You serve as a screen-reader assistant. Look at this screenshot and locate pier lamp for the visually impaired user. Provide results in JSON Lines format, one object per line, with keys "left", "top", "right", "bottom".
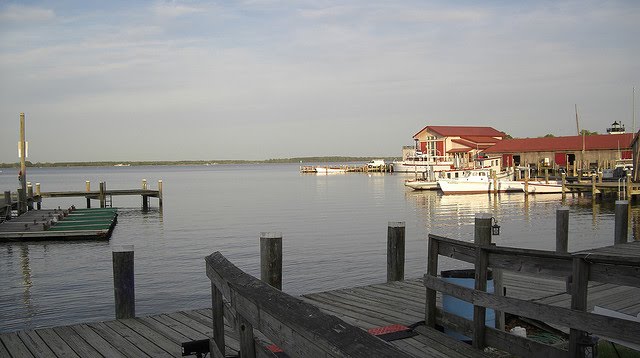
{"left": 491, "top": 217, "right": 500, "bottom": 236}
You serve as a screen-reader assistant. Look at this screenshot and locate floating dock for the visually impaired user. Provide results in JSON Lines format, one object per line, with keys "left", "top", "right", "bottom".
{"left": 0, "top": 207, "right": 117, "bottom": 242}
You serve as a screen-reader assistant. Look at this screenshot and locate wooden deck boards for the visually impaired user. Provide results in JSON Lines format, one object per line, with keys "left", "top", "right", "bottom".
{"left": 2, "top": 251, "right": 639, "bottom": 357}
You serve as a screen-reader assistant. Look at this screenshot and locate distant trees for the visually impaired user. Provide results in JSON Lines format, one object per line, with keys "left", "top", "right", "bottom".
{"left": 543, "top": 134, "right": 555, "bottom": 137}
{"left": 580, "top": 129, "right": 598, "bottom": 136}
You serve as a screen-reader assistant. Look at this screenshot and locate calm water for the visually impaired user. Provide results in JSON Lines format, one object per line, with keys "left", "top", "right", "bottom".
{"left": 0, "top": 164, "right": 638, "bottom": 332}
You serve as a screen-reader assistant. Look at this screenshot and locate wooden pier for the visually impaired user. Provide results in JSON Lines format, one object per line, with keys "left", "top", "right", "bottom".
{"left": 300, "top": 164, "right": 394, "bottom": 173}
{"left": 0, "top": 208, "right": 118, "bottom": 242}
{"left": 1, "top": 218, "right": 639, "bottom": 357}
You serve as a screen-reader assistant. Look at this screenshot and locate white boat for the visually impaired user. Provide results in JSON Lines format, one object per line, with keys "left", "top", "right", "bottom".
{"left": 437, "top": 169, "right": 523, "bottom": 195}
{"left": 405, "top": 179, "right": 439, "bottom": 190}
{"left": 523, "top": 180, "right": 563, "bottom": 194}
{"left": 393, "top": 153, "right": 455, "bottom": 173}
{"left": 315, "top": 166, "right": 346, "bottom": 174}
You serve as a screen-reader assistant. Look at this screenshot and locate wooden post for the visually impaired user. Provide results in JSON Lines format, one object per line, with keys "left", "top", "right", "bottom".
{"left": 113, "top": 246, "right": 135, "bottom": 319}
{"left": 473, "top": 213, "right": 492, "bottom": 349}
{"left": 99, "top": 182, "right": 106, "bottom": 208}
{"left": 210, "top": 285, "right": 225, "bottom": 358}
{"left": 4, "top": 191, "right": 11, "bottom": 220}
{"left": 492, "top": 170, "right": 497, "bottom": 195}
{"left": 387, "top": 222, "right": 405, "bottom": 282}
{"left": 237, "top": 315, "right": 256, "bottom": 358}
{"left": 27, "top": 183, "right": 34, "bottom": 210}
{"left": 627, "top": 172, "right": 632, "bottom": 201}
{"left": 86, "top": 181, "right": 91, "bottom": 208}
{"left": 158, "top": 180, "right": 163, "bottom": 208}
{"left": 17, "top": 188, "right": 26, "bottom": 214}
{"left": 569, "top": 257, "right": 589, "bottom": 358}
{"left": 425, "top": 237, "right": 439, "bottom": 327}
{"left": 562, "top": 172, "right": 567, "bottom": 200}
{"left": 614, "top": 200, "right": 629, "bottom": 245}
{"left": 260, "top": 232, "right": 282, "bottom": 290}
{"left": 556, "top": 207, "right": 569, "bottom": 253}
{"left": 591, "top": 174, "right": 597, "bottom": 201}
{"left": 598, "top": 171, "right": 603, "bottom": 183}
{"left": 35, "top": 183, "right": 41, "bottom": 210}
{"left": 19, "top": 113, "right": 27, "bottom": 215}
{"left": 141, "top": 179, "right": 149, "bottom": 210}
{"left": 524, "top": 168, "right": 529, "bottom": 195}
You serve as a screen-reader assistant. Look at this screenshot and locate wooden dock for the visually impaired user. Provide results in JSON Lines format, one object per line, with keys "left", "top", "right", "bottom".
{"left": 0, "top": 208, "right": 118, "bottom": 241}
{"left": 2, "top": 267, "right": 638, "bottom": 358}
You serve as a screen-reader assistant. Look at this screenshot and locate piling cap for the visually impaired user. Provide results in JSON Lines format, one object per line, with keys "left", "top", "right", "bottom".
{"left": 260, "top": 232, "right": 282, "bottom": 239}
{"left": 388, "top": 221, "right": 405, "bottom": 227}
{"left": 113, "top": 245, "right": 134, "bottom": 252}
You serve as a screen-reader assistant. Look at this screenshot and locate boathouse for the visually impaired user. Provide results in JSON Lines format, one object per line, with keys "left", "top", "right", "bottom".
{"left": 484, "top": 132, "right": 634, "bottom": 175}
{"left": 412, "top": 126, "right": 506, "bottom": 164}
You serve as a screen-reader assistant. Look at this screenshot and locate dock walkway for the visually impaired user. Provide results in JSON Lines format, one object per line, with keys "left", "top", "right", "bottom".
{"left": 3, "top": 267, "right": 638, "bottom": 357}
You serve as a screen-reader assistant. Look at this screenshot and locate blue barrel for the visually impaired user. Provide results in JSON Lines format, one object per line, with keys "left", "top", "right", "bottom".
{"left": 441, "top": 269, "right": 495, "bottom": 342}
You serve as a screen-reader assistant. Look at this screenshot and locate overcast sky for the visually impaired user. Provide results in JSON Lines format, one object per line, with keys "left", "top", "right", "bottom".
{"left": 1, "top": 1, "right": 638, "bottom": 162}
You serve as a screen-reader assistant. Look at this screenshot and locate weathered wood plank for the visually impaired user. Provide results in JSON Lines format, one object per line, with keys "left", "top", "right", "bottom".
{"left": 0, "top": 332, "right": 36, "bottom": 358}
{"left": 34, "top": 328, "right": 80, "bottom": 358}
{"left": 51, "top": 325, "right": 103, "bottom": 358}
{"left": 117, "top": 318, "right": 182, "bottom": 357}
{"left": 103, "top": 320, "right": 173, "bottom": 358}
{"left": 86, "top": 322, "right": 151, "bottom": 358}
{"left": 71, "top": 324, "right": 127, "bottom": 358}
{"left": 15, "top": 330, "right": 56, "bottom": 357}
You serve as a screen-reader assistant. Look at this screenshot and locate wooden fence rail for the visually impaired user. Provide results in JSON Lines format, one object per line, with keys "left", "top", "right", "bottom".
{"left": 425, "top": 229, "right": 640, "bottom": 358}
{"left": 205, "top": 251, "right": 413, "bottom": 358}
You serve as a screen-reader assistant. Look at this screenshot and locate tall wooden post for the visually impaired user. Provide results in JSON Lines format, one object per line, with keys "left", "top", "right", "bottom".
{"left": 425, "top": 236, "right": 439, "bottom": 327}
{"left": 569, "top": 257, "right": 589, "bottom": 358}
{"left": 562, "top": 173, "right": 567, "bottom": 201}
{"left": 556, "top": 207, "right": 569, "bottom": 253}
{"left": 473, "top": 213, "right": 492, "bottom": 349}
{"left": 387, "top": 222, "right": 405, "bottom": 282}
{"left": 35, "top": 183, "right": 41, "bottom": 210}
{"left": 544, "top": 168, "right": 549, "bottom": 183}
{"left": 19, "top": 113, "right": 27, "bottom": 215}
{"left": 591, "top": 174, "right": 597, "bottom": 202}
{"left": 627, "top": 173, "right": 633, "bottom": 201}
{"left": 260, "top": 232, "right": 282, "bottom": 290}
{"left": 86, "top": 181, "right": 91, "bottom": 208}
{"left": 99, "top": 182, "right": 106, "bottom": 208}
{"left": 27, "top": 183, "right": 34, "bottom": 210}
{"left": 113, "top": 246, "right": 135, "bottom": 319}
{"left": 158, "top": 180, "right": 163, "bottom": 208}
{"left": 211, "top": 284, "right": 225, "bottom": 357}
{"left": 4, "top": 191, "right": 11, "bottom": 220}
{"left": 142, "top": 179, "right": 148, "bottom": 210}
{"left": 614, "top": 200, "right": 629, "bottom": 245}
{"left": 524, "top": 168, "right": 529, "bottom": 196}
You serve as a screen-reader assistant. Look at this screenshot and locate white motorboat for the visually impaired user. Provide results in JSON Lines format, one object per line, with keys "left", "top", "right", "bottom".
{"left": 523, "top": 180, "right": 563, "bottom": 194}
{"left": 437, "top": 169, "right": 523, "bottom": 195}
{"left": 393, "top": 154, "right": 455, "bottom": 173}
{"left": 315, "top": 166, "right": 346, "bottom": 174}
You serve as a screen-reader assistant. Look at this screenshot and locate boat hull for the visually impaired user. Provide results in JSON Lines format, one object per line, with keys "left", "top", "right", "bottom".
{"left": 405, "top": 180, "right": 439, "bottom": 190}
{"left": 438, "top": 180, "right": 523, "bottom": 195}
{"left": 524, "top": 181, "right": 563, "bottom": 194}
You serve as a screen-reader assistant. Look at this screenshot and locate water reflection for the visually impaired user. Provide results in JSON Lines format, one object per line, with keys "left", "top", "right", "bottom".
{"left": 19, "top": 245, "right": 34, "bottom": 320}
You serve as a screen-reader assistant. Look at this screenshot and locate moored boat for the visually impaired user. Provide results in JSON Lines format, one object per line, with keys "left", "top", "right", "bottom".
{"left": 523, "top": 180, "right": 563, "bottom": 194}
{"left": 315, "top": 166, "right": 347, "bottom": 174}
{"left": 437, "top": 169, "right": 522, "bottom": 195}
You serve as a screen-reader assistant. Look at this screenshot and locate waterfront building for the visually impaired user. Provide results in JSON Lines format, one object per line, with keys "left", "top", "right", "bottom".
{"left": 411, "top": 126, "right": 506, "bottom": 166}
{"left": 484, "top": 132, "right": 634, "bottom": 175}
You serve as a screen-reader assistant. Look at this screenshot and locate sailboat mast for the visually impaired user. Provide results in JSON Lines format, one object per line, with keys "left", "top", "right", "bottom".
{"left": 634, "top": 86, "right": 636, "bottom": 133}
{"left": 575, "top": 104, "right": 580, "bottom": 135}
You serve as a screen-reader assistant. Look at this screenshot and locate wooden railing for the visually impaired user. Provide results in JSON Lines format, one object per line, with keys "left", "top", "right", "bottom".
{"left": 205, "top": 251, "right": 413, "bottom": 358}
{"left": 424, "top": 216, "right": 640, "bottom": 358}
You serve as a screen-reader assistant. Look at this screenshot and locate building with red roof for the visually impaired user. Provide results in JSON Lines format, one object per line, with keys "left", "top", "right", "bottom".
{"left": 411, "top": 126, "right": 506, "bottom": 165}
{"left": 484, "top": 132, "right": 633, "bottom": 174}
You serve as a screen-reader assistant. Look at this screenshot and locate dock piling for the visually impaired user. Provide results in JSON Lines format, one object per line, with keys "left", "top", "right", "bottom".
{"left": 614, "top": 200, "right": 629, "bottom": 244}
{"left": 473, "top": 213, "right": 492, "bottom": 349}
{"left": 260, "top": 232, "right": 282, "bottom": 290}
{"left": 35, "top": 183, "right": 41, "bottom": 210}
{"left": 158, "top": 180, "right": 163, "bottom": 208}
{"left": 27, "top": 183, "right": 34, "bottom": 210}
{"left": 17, "top": 188, "right": 27, "bottom": 214}
{"left": 387, "top": 222, "right": 405, "bottom": 282}
{"left": 99, "top": 182, "right": 106, "bottom": 208}
{"left": 3, "top": 191, "right": 11, "bottom": 220}
{"left": 556, "top": 207, "right": 569, "bottom": 253}
{"left": 113, "top": 245, "right": 135, "bottom": 319}
{"left": 86, "top": 181, "right": 91, "bottom": 208}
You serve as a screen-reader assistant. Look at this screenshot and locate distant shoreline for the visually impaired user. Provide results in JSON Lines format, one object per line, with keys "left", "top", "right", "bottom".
{"left": 0, "top": 156, "right": 398, "bottom": 168}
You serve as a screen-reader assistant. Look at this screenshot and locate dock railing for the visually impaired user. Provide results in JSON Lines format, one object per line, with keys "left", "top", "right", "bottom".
{"left": 424, "top": 216, "right": 640, "bottom": 358}
{"left": 205, "top": 251, "right": 413, "bottom": 358}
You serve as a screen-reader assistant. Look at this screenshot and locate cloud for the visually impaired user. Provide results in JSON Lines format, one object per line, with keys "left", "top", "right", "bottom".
{"left": 152, "top": 1, "right": 204, "bottom": 18}
{"left": 0, "top": 4, "right": 55, "bottom": 23}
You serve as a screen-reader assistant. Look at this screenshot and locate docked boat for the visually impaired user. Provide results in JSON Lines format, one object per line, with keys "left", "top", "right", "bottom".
{"left": 437, "top": 169, "right": 522, "bottom": 195}
{"left": 523, "top": 180, "right": 563, "bottom": 194}
{"left": 393, "top": 153, "right": 456, "bottom": 173}
{"left": 315, "top": 166, "right": 347, "bottom": 174}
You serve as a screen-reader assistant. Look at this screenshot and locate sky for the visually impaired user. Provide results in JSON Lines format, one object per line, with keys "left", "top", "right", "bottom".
{"left": 0, "top": 0, "right": 639, "bottom": 162}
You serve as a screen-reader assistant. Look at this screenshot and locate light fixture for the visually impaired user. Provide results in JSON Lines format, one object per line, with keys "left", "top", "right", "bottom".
{"left": 492, "top": 217, "right": 500, "bottom": 236}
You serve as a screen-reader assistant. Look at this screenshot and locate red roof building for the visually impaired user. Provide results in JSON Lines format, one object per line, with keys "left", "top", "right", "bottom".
{"left": 484, "top": 133, "right": 633, "bottom": 173}
{"left": 412, "top": 126, "right": 505, "bottom": 165}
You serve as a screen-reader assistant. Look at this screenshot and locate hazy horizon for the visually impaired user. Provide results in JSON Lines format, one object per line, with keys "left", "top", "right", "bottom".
{"left": 1, "top": 1, "right": 638, "bottom": 162}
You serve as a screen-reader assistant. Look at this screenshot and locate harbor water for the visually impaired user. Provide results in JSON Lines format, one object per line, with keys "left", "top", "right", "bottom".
{"left": 0, "top": 164, "right": 638, "bottom": 332}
